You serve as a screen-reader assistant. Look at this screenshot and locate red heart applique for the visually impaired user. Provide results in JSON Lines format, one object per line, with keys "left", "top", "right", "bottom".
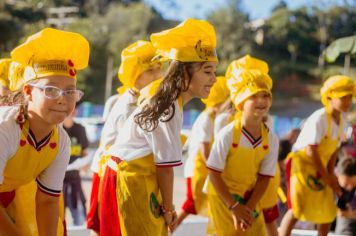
{"left": 68, "top": 59, "right": 74, "bottom": 67}
{"left": 232, "top": 143, "right": 238, "bottom": 148}
{"left": 49, "top": 143, "right": 57, "bottom": 149}
{"left": 263, "top": 145, "right": 268, "bottom": 150}
{"left": 69, "top": 69, "right": 76, "bottom": 76}
{"left": 20, "top": 139, "right": 26, "bottom": 147}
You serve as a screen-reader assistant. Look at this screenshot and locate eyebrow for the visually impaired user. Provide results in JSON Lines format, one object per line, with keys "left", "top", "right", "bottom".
{"left": 203, "top": 65, "right": 214, "bottom": 70}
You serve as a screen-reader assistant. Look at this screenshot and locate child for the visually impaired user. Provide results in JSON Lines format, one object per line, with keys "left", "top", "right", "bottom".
{"left": 178, "top": 76, "right": 229, "bottom": 225}
{"left": 207, "top": 67, "right": 279, "bottom": 236}
{"left": 98, "top": 40, "right": 161, "bottom": 236}
{"left": 0, "top": 28, "right": 89, "bottom": 235}
{"left": 63, "top": 103, "right": 89, "bottom": 226}
{"left": 279, "top": 75, "right": 355, "bottom": 236}
{"left": 335, "top": 157, "right": 356, "bottom": 235}
{"left": 106, "top": 18, "right": 218, "bottom": 236}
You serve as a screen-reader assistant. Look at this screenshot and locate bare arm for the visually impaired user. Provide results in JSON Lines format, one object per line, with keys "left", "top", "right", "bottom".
{"left": 327, "top": 150, "right": 338, "bottom": 174}
{"left": 0, "top": 205, "right": 20, "bottom": 236}
{"left": 200, "top": 142, "right": 211, "bottom": 162}
{"left": 156, "top": 167, "right": 177, "bottom": 231}
{"left": 306, "top": 145, "right": 341, "bottom": 195}
{"left": 208, "top": 169, "right": 252, "bottom": 228}
{"left": 246, "top": 175, "right": 270, "bottom": 210}
{"left": 36, "top": 190, "right": 59, "bottom": 236}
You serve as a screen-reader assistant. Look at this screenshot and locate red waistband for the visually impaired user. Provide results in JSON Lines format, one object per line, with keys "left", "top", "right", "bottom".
{"left": 110, "top": 156, "right": 122, "bottom": 164}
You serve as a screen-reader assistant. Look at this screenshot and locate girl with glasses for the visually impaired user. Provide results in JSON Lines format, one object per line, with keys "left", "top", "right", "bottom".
{"left": 0, "top": 28, "right": 89, "bottom": 236}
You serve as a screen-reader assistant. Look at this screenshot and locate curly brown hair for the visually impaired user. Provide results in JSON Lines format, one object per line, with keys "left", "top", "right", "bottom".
{"left": 135, "top": 60, "right": 203, "bottom": 132}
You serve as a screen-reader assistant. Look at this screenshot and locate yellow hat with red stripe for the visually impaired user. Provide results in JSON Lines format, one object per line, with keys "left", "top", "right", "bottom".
{"left": 11, "top": 28, "right": 90, "bottom": 87}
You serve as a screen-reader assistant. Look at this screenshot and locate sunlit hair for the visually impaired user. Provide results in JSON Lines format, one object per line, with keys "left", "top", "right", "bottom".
{"left": 135, "top": 60, "right": 203, "bottom": 132}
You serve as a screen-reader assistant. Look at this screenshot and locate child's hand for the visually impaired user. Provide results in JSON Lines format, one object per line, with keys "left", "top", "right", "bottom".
{"left": 163, "top": 209, "right": 178, "bottom": 233}
{"left": 231, "top": 204, "right": 253, "bottom": 230}
{"left": 326, "top": 174, "right": 342, "bottom": 196}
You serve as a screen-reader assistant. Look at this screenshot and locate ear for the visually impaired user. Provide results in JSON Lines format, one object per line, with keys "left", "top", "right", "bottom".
{"left": 23, "top": 84, "right": 33, "bottom": 101}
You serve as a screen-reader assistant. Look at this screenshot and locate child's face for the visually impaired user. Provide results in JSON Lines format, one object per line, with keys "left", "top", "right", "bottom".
{"left": 135, "top": 63, "right": 162, "bottom": 90}
{"left": 187, "top": 61, "right": 217, "bottom": 99}
{"left": 26, "top": 75, "right": 77, "bottom": 125}
{"left": 329, "top": 94, "right": 353, "bottom": 113}
{"left": 338, "top": 174, "right": 356, "bottom": 191}
{"left": 242, "top": 91, "right": 271, "bottom": 119}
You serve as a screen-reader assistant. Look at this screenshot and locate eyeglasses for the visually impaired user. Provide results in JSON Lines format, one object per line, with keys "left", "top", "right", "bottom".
{"left": 29, "top": 84, "right": 84, "bottom": 102}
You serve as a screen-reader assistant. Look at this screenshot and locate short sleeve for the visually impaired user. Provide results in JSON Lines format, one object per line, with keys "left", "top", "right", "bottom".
{"left": 195, "top": 113, "right": 214, "bottom": 143}
{"left": 207, "top": 122, "right": 234, "bottom": 172}
{"left": 36, "top": 127, "right": 71, "bottom": 196}
{"left": 302, "top": 116, "right": 324, "bottom": 145}
{"left": 143, "top": 105, "right": 183, "bottom": 167}
{"left": 259, "top": 133, "right": 279, "bottom": 177}
{"left": 214, "top": 113, "right": 230, "bottom": 137}
{"left": 0, "top": 120, "right": 20, "bottom": 184}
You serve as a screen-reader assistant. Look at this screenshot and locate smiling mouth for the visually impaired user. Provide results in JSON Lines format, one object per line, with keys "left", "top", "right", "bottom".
{"left": 50, "top": 109, "right": 67, "bottom": 113}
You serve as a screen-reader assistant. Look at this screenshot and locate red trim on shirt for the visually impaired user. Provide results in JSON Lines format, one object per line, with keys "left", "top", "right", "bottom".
{"left": 156, "top": 162, "right": 182, "bottom": 168}
{"left": 38, "top": 187, "right": 60, "bottom": 197}
{"left": 207, "top": 166, "right": 223, "bottom": 173}
{"left": 258, "top": 173, "right": 274, "bottom": 178}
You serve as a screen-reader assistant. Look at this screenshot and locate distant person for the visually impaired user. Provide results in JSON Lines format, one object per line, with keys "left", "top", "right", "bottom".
{"left": 335, "top": 157, "right": 356, "bottom": 235}
{"left": 63, "top": 104, "right": 89, "bottom": 226}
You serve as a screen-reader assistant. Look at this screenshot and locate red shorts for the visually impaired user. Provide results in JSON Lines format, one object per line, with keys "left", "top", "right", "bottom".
{"left": 263, "top": 204, "right": 279, "bottom": 223}
{"left": 285, "top": 158, "right": 293, "bottom": 209}
{"left": 100, "top": 164, "right": 121, "bottom": 236}
{"left": 86, "top": 172, "right": 100, "bottom": 233}
{"left": 181, "top": 177, "right": 197, "bottom": 214}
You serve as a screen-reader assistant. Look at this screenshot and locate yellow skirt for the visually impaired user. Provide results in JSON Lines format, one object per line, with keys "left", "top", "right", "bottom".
{"left": 6, "top": 181, "right": 65, "bottom": 236}
{"left": 289, "top": 152, "right": 337, "bottom": 223}
{"left": 208, "top": 193, "right": 265, "bottom": 236}
{"left": 191, "top": 152, "right": 209, "bottom": 216}
{"left": 117, "top": 155, "right": 167, "bottom": 236}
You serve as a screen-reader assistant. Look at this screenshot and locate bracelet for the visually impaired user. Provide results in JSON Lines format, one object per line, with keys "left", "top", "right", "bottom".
{"left": 228, "top": 201, "right": 239, "bottom": 211}
{"left": 161, "top": 205, "right": 176, "bottom": 214}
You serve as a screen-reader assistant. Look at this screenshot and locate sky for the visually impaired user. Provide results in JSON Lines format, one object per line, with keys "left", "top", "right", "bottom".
{"left": 143, "top": 0, "right": 347, "bottom": 20}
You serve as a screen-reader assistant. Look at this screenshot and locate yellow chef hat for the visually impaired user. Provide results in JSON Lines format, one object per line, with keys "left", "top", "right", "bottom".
{"left": 320, "top": 75, "right": 355, "bottom": 107}
{"left": 117, "top": 40, "right": 159, "bottom": 94}
{"left": 0, "top": 58, "right": 12, "bottom": 87}
{"left": 11, "top": 28, "right": 90, "bottom": 87}
{"left": 225, "top": 55, "right": 269, "bottom": 77}
{"left": 227, "top": 68, "right": 272, "bottom": 109}
{"left": 201, "top": 76, "right": 229, "bottom": 107}
{"left": 8, "top": 61, "right": 26, "bottom": 91}
{"left": 150, "top": 18, "right": 217, "bottom": 62}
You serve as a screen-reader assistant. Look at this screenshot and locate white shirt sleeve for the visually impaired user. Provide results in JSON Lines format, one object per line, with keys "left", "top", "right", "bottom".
{"left": 0, "top": 120, "right": 20, "bottom": 184}
{"left": 207, "top": 122, "right": 234, "bottom": 172}
{"left": 259, "top": 133, "right": 279, "bottom": 177}
{"left": 36, "top": 127, "right": 71, "bottom": 195}
{"left": 195, "top": 112, "right": 214, "bottom": 143}
{"left": 142, "top": 104, "right": 183, "bottom": 167}
{"left": 214, "top": 112, "right": 230, "bottom": 137}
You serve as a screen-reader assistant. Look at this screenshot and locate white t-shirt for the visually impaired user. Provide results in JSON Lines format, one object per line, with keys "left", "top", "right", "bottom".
{"left": 184, "top": 111, "right": 214, "bottom": 177}
{"left": 102, "top": 94, "right": 120, "bottom": 122}
{"left": 0, "top": 107, "right": 70, "bottom": 196}
{"left": 207, "top": 121, "right": 279, "bottom": 177}
{"left": 91, "top": 90, "right": 137, "bottom": 172}
{"left": 107, "top": 100, "right": 183, "bottom": 167}
{"left": 214, "top": 112, "right": 231, "bottom": 138}
{"left": 292, "top": 108, "right": 347, "bottom": 152}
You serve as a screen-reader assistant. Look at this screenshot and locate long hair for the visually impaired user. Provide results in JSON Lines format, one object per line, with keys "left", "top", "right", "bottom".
{"left": 0, "top": 90, "right": 28, "bottom": 124}
{"left": 135, "top": 61, "right": 202, "bottom": 132}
